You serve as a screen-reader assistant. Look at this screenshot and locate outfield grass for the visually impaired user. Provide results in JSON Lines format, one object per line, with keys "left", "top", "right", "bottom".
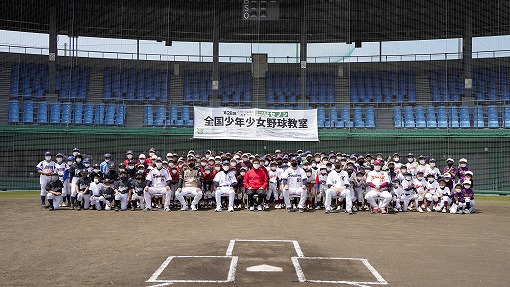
{"left": 1, "top": 190, "right": 509, "bottom": 203}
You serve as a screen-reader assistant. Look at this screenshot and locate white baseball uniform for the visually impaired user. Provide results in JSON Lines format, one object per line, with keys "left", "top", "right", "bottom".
{"left": 281, "top": 167, "right": 307, "bottom": 209}
{"left": 36, "top": 160, "right": 56, "bottom": 197}
{"left": 144, "top": 167, "right": 171, "bottom": 209}
{"left": 365, "top": 170, "right": 391, "bottom": 210}
{"left": 325, "top": 169, "right": 353, "bottom": 212}
{"left": 213, "top": 170, "right": 237, "bottom": 209}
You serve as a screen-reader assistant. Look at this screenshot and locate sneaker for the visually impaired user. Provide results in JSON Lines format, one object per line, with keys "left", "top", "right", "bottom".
{"left": 417, "top": 206, "right": 424, "bottom": 213}
{"left": 228, "top": 206, "right": 234, "bottom": 212}
{"left": 315, "top": 205, "right": 322, "bottom": 210}
{"left": 48, "top": 207, "right": 54, "bottom": 211}
{"left": 345, "top": 209, "right": 353, "bottom": 215}
{"left": 457, "top": 209, "right": 464, "bottom": 214}
{"left": 115, "top": 206, "right": 119, "bottom": 212}
{"left": 352, "top": 206, "right": 358, "bottom": 212}
{"left": 426, "top": 207, "right": 432, "bottom": 212}
{"left": 264, "top": 203, "right": 269, "bottom": 209}
{"left": 324, "top": 208, "right": 331, "bottom": 214}
{"left": 463, "top": 209, "right": 470, "bottom": 214}
{"left": 191, "top": 205, "right": 198, "bottom": 211}
{"left": 365, "top": 205, "right": 371, "bottom": 211}
{"left": 275, "top": 203, "right": 281, "bottom": 209}
{"left": 180, "top": 206, "right": 189, "bottom": 211}
{"left": 131, "top": 206, "right": 136, "bottom": 211}
{"left": 393, "top": 208, "right": 399, "bottom": 213}
{"left": 143, "top": 207, "right": 151, "bottom": 212}
{"left": 249, "top": 206, "right": 254, "bottom": 211}
{"left": 286, "top": 207, "right": 292, "bottom": 212}
{"left": 77, "top": 206, "right": 81, "bottom": 211}
{"left": 441, "top": 208, "right": 447, "bottom": 213}
{"left": 299, "top": 208, "right": 304, "bottom": 213}
{"left": 336, "top": 206, "right": 342, "bottom": 211}
{"left": 164, "top": 207, "right": 171, "bottom": 212}
{"left": 257, "top": 205, "right": 263, "bottom": 211}
{"left": 381, "top": 208, "right": 387, "bottom": 214}
{"left": 397, "top": 208, "right": 402, "bottom": 212}
{"left": 215, "top": 207, "right": 222, "bottom": 212}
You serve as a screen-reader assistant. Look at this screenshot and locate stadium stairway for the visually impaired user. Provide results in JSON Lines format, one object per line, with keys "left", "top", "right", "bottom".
{"left": 415, "top": 74, "right": 432, "bottom": 102}
{"left": 169, "top": 74, "right": 183, "bottom": 104}
{"left": 125, "top": 105, "right": 144, "bottom": 127}
{"left": 87, "top": 69, "right": 104, "bottom": 101}
{"left": 0, "top": 65, "right": 10, "bottom": 123}
{"left": 253, "top": 77, "right": 266, "bottom": 108}
{"left": 336, "top": 75, "right": 350, "bottom": 102}
{"left": 376, "top": 107, "right": 394, "bottom": 129}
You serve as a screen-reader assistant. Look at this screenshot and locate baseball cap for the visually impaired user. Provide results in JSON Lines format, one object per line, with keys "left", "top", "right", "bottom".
{"left": 166, "top": 153, "right": 173, "bottom": 157}
{"left": 44, "top": 151, "right": 52, "bottom": 156}
{"left": 56, "top": 153, "right": 64, "bottom": 157}
{"left": 104, "top": 153, "right": 112, "bottom": 158}
{"left": 156, "top": 157, "right": 163, "bottom": 162}
{"left": 126, "top": 150, "right": 133, "bottom": 155}
{"left": 72, "top": 148, "right": 80, "bottom": 152}
{"left": 83, "top": 158, "right": 90, "bottom": 163}
{"left": 459, "top": 158, "right": 467, "bottom": 163}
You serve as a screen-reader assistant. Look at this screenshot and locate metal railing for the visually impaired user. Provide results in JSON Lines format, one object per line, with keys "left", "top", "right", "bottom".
{"left": 2, "top": 43, "right": 510, "bottom": 63}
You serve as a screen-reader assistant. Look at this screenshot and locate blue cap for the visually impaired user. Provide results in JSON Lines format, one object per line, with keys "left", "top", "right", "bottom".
{"left": 68, "top": 156, "right": 74, "bottom": 161}
{"left": 56, "top": 153, "right": 64, "bottom": 157}
{"left": 83, "top": 158, "right": 90, "bottom": 163}
{"left": 104, "top": 153, "right": 112, "bottom": 158}
{"left": 44, "top": 151, "right": 52, "bottom": 156}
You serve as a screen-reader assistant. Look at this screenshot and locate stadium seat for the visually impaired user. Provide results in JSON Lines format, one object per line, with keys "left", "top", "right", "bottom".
{"left": 437, "top": 106, "right": 448, "bottom": 128}
{"left": 22, "top": 100, "right": 34, "bottom": 123}
{"left": 155, "top": 105, "right": 166, "bottom": 126}
{"left": 37, "top": 101, "right": 48, "bottom": 123}
{"left": 403, "top": 106, "right": 415, "bottom": 128}
{"left": 426, "top": 106, "right": 437, "bottom": 128}
{"left": 414, "top": 106, "right": 426, "bottom": 128}
{"left": 73, "top": 102, "right": 83, "bottom": 124}
{"left": 487, "top": 105, "right": 499, "bottom": 128}
{"left": 473, "top": 107, "right": 485, "bottom": 128}
{"left": 8, "top": 100, "right": 20, "bottom": 123}
{"left": 61, "top": 102, "right": 72, "bottom": 124}
{"left": 365, "top": 106, "right": 375, "bottom": 128}
{"left": 105, "top": 104, "right": 116, "bottom": 125}
{"left": 96, "top": 103, "right": 105, "bottom": 125}
{"left": 144, "top": 105, "right": 154, "bottom": 126}
{"left": 459, "top": 106, "right": 471, "bottom": 128}
{"left": 353, "top": 107, "right": 364, "bottom": 128}
{"left": 449, "top": 107, "right": 460, "bottom": 128}
{"left": 393, "top": 106, "right": 403, "bottom": 128}
{"left": 83, "top": 103, "right": 95, "bottom": 125}
{"left": 116, "top": 104, "right": 125, "bottom": 125}
{"left": 49, "top": 102, "right": 61, "bottom": 124}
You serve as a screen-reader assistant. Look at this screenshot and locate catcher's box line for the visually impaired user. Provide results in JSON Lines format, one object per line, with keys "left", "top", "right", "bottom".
{"left": 225, "top": 239, "right": 305, "bottom": 257}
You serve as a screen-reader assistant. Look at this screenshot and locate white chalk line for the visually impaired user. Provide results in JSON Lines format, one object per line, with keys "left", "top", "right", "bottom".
{"left": 225, "top": 239, "right": 304, "bottom": 257}
{"left": 146, "top": 256, "right": 238, "bottom": 284}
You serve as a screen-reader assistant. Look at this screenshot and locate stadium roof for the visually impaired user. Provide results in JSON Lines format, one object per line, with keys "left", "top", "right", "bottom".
{"left": 0, "top": 0, "right": 508, "bottom": 43}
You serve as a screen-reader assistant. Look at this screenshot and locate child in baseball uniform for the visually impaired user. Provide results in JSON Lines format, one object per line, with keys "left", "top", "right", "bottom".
{"left": 266, "top": 162, "right": 281, "bottom": 208}
{"left": 435, "top": 178, "right": 451, "bottom": 213}
{"left": 36, "top": 151, "right": 56, "bottom": 207}
{"left": 314, "top": 165, "right": 328, "bottom": 210}
{"left": 102, "top": 179, "right": 115, "bottom": 211}
{"left": 462, "top": 180, "right": 475, "bottom": 213}
{"left": 54, "top": 153, "right": 70, "bottom": 207}
{"left": 450, "top": 183, "right": 465, "bottom": 214}
{"left": 423, "top": 174, "right": 439, "bottom": 212}
{"left": 390, "top": 178, "right": 403, "bottom": 212}
{"left": 114, "top": 170, "right": 134, "bottom": 211}
{"left": 213, "top": 164, "right": 237, "bottom": 212}
{"left": 46, "top": 174, "right": 63, "bottom": 211}
{"left": 413, "top": 171, "right": 427, "bottom": 212}
{"left": 89, "top": 174, "right": 105, "bottom": 210}
{"left": 352, "top": 170, "right": 366, "bottom": 211}
{"left": 400, "top": 172, "right": 416, "bottom": 212}
{"left": 131, "top": 171, "right": 146, "bottom": 211}
{"left": 74, "top": 169, "right": 91, "bottom": 211}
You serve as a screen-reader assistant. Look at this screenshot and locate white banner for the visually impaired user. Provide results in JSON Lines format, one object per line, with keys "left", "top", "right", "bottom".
{"left": 193, "top": 107, "right": 319, "bottom": 142}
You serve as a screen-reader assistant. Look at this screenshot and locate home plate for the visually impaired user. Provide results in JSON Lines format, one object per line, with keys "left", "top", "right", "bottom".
{"left": 246, "top": 264, "right": 283, "bottom": 272}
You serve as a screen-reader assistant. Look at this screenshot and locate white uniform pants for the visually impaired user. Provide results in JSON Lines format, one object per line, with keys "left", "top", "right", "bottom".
{"left": 450, "top": 202, "right": 466, "bottom": 214}
{"left": 71, "top": 177, "right": 79, "bottom": 197}
{"left": 61, "top": 178, "right": 70, "bottom": 197}
{"left": 175, "top": 187, "right": 203, "bottom": 207}
{"left": 266, "top": 182, "right": 279, "bottom": 201}
{"left": 77, "top": 193, "right": 90, "bottom": 209}
{"left": 215, "top": 186, "right": 235, "bottom": 208}
{"left": 365, "top": 190, "right": 392, "bottom": 209}
{"left": 47, "top": 194, "right": 61, "bottom": 209}
{"left": 131, "top": 194, "right": 145, "bottom": 209}
{"left": 283, "top": 187, "right": 307, "bottom": 209}
{"left": 40, "top": 175, "right": 50, "bottom": 196}
{"left": 425, "top": 193, "right": 438, "bottom": 202}
{"left": 400, "top": 194, "right": 415, "bottom": 211}
{"left": 435, "top": 196, "right": 452, "bottom": 211}
{"left": 325, "top": 188, "right": 352, "bottom": 211}
{"left": 90, "top": 195, "right": 105, "bottom": 210}
{"left": 115, "top": 193, "right": 129, "bottom": 210}
{"left": 144, "top": 187, "right": 171, "bottom": 209}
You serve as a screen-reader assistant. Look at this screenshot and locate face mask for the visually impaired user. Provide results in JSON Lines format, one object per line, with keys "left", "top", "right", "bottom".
{"left": 407, "top": 158, "right": 414, "bottom": 163}
{"left": 119, "top": 169, "right": 125, "bottom": 173}
{"left": 455, "top": 189, "right": 462, "bottom": 193}
{"left": 56, "top": 158, "right": 63, "bottom": 163}
{"left": 428, "top": 178, "right": 434, "bottom": 183}
{"left": 445, "top": 179, "right": 450, "bottom": 182}
{"left": 155, "top": 163, "right": 163, "bottom": 169}
{"left": 149, "top": 152, "right": 155, "bottom": 157}
{"left": 68, "top": 161, "right": 73, "bottom": 165}
{"left": 84, "top": 163, "right": 90, "bottom": 168}
{"left": 322, "top": 161, "right": 328, "bottom": 165}
{"left": 430, "top": 163, "right": 436, "bottom": 167}
{"left": 230, "top": 162, "right": 236, "bottom": 167}
{"left": 128, "top": 165, "right": 135, "bottom": 170}
{"left": 105, "top": 159, "right": 110, "bottom": 162}
{"left": 201, "top": 162, "right": 207, "bottom": 166}
{"left": 393, "top": 157, "right": 400, "bottom": 162}
{"left": 151, "top": 155, "right": 157, "bottom": 160}
{"left": 215, "top": 160, "right": 221, "bottom": 165}
{"left": 447, "top": 162, "right": 453, "bottom": 167}
{"left": 243, "top": 158, "right": 248, "bottom": 162}
{"left": 334, "top": 164, "right": 341, "bottom": 170}
{"left": 311, "top": 163, "right": 317, "bottom": 168}
{"left": 417, "top": 177, "right": 423, "bottom": 181}
{"left": 76, "top": 158, "right": 82, "bottom": 163}
{"left": 205, "top": 170, "right": 211, "bottom": 174}
{"left": 73, "top": 151, "right": 79, "bottom": 157}
{"left": 291, "top": 162, "right": 298, "bottom": 168}
{"left": 188, "top": 163, "right": 195, "bottom": 168}
{"left": 460, "top": 164, "right": 466, "bottom": 168}
{"left": 440, "top": 186, "right": 445, "bottom": 189}
{"left": 463, "top": 185, "right": 470, "bottom": 189}
{"left": 271, "top": 167, "right": 276, "bottom": 171}
{"left": 172, "top": 170, "right": 177, "bottom": 174}
{"left": 374, "top": 166, "right": 381, "bottom": 171}
{"left": 222, "top": 166, "right": 229, "bottom": 171}
{"left": 215, "top": 166, "right": 221, "bottom": 171}
{"left": 253, "top": 164, "right": 260, "bottom": 169}
{"left": 265, "top": 161, "right": 269, "bottom": 166}
{"left": 168, "top": 163, "right": 174, "bottom": 168}
{"left": 329, "top": 159, "right": 335, "bottom": 163}
{"left": 326, "top": 167, "right": 332, "bottom": 172}
{"left": 306, "top": 172, "right": 312, "bottom": 177}
{"left": 405, "top": 176, "right": 412, "bottom": 181}
{"left": 376, "top": 157, "right": 383, "bottom": 161}
{"left": 321, "top": 170, "right": 327, "bottom": 175}
{"left": 419, "top": 160, "right": 425, "bottom": 165}
{"left": 93, "top": 179, "right": 99, "bottom": 184}
{"left": 104, "top": 184, "right": 110, "bottom": 188}
{"left": 45, "top": 156, "right": 52, "bottom": 161}
{"left": 127, "top": 154, "right": 133, "bottom": 160}
{"left": 93, "top": 169, "right": 100, "bottom": 173}
{"left": 178, "top": 164, "right": 183, "bottom": 168}
{"left": 401, "top": 169, "right": 407, "bottom": 174}
{"left": 357, "top": 176, "right": 363, "bottom": 181}
{"left": 240, "top": 172, "right": 246, "bottom": 176}
{"left": 315, "top": 157, "right": 321, "bottom": 162}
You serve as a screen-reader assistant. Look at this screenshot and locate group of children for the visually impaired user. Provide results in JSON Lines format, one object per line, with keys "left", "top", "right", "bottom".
{"left": 35, "top": 148, "right": 476, "bottom": 214}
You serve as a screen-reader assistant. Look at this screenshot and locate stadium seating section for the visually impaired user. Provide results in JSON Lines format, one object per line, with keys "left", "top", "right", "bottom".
{"left": 8, "top": 61, "right": 510, "bottom": 128}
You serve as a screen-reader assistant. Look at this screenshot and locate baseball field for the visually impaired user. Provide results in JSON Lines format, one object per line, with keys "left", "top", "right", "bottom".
{"left": 1, "top": 192, "right": 509, "bottom": 287}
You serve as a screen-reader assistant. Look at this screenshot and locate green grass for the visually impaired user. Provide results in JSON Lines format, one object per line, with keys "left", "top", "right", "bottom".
{"left": 1, "top": 190, "right": 510, "bottom": 203}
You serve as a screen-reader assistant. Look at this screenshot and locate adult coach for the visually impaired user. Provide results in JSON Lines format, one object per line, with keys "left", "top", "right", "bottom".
{"left": 175, "top": 158, "right": 203, "bottom": 211}
{"left": 143, "top": 157, "right": 172, "bottom": 211}
{"left": 36, "top": 151, "right": 56, "bottom": 207}
{"left": 243, "top": 158, "right": 268, "bottom": 211}
{"left": 365, "top": 160, "right": 391, "bottom": 214}
{"left": 281, "top": 157, "right": 307, "bottom": 213}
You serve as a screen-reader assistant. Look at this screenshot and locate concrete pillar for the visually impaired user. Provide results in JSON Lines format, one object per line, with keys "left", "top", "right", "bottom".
{"left": 299, "top": 0, "right": 308, "bottom": 103}
{"left": 463, "top": 0, "right": 473, "bottom": 98}
{"left": 48, "top": 5, "right": 57, "bottom": 96}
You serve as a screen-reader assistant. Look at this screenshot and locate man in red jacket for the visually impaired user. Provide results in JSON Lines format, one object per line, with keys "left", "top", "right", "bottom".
{"left": 243, "top": 158, "right": 268, "bottom": 211}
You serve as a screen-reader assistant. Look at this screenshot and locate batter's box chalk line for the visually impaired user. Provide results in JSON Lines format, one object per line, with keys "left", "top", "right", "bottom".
{"left": 146, "top": 239, "right": 387, "bottom": 286}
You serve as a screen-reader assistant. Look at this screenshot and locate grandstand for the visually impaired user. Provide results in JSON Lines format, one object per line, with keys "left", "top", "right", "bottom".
{"left": 0, "top": 0, "right": 510, "bottom": 193}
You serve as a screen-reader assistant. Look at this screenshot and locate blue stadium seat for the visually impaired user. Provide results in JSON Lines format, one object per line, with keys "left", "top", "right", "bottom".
{"left": 403, "top": 106, "right": 415, "bottom": 128}
{"left": 116, "top": 104, "right": 125, "bottom": 125}
{"left": 473, "top": 107, "right": 485, "bottom": 128}
{"left": 73, "top": 102, "right": 83, "bottom": 124}
{"left": 393, "top": 106, "right": 403, "bottom": 128}
{"left": 437, "top": 106, "right": 448, "bottom": 128}
{"left": 83, "top": 103, "right": 95, "bottom": 125}
{"left": 22, "top": 100, "right": 34, "bottom": 123}
{"left": 487, "top": 105, "right": 499, "bottom": 128}
{"left": 95, "top": 103, "right": 105, "bottom": 125}
{"left": 449, "top": 107, "right": 460, "bottom": 128}
{"left": 105, "top": 104, "right": 116, "bottom": 125}
{"left": 8, "top": 100, "right": 20, "bottom": 123}
{"left": 155, "top": 105, "right": 166, "bottom": 126}
{"left": 61, "top": 102, "right": 72, "bottom": 124}
{"left": 426, "top": 106, "right": 437, "bottom": 128}
{"left": 340, "top": 106, "right": 353, "bottom": 128}
{"left": 459, "top": 106, "right": 471, "bottom": 128}
{"left": 353, "top": 107, "right": 364, "bottom": 128}
{"left": 144, "top": 104, "right": 154, "bottom": 126}
{"left": 414, "top": 106, "right": 426, "bottom": 128}
{"left": 37, "top": 101, "right": 48, "bottom": 123}
{"left": 365, "top": 106, "right": 375, "bottom": 128}
{"left": 49, "top": 102, "right": 60, "bottom": 124}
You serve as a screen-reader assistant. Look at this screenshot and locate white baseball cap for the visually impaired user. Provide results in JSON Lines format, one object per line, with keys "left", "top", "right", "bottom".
{"left": 459, "top": 158, "right": 467, "bottom": 163}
